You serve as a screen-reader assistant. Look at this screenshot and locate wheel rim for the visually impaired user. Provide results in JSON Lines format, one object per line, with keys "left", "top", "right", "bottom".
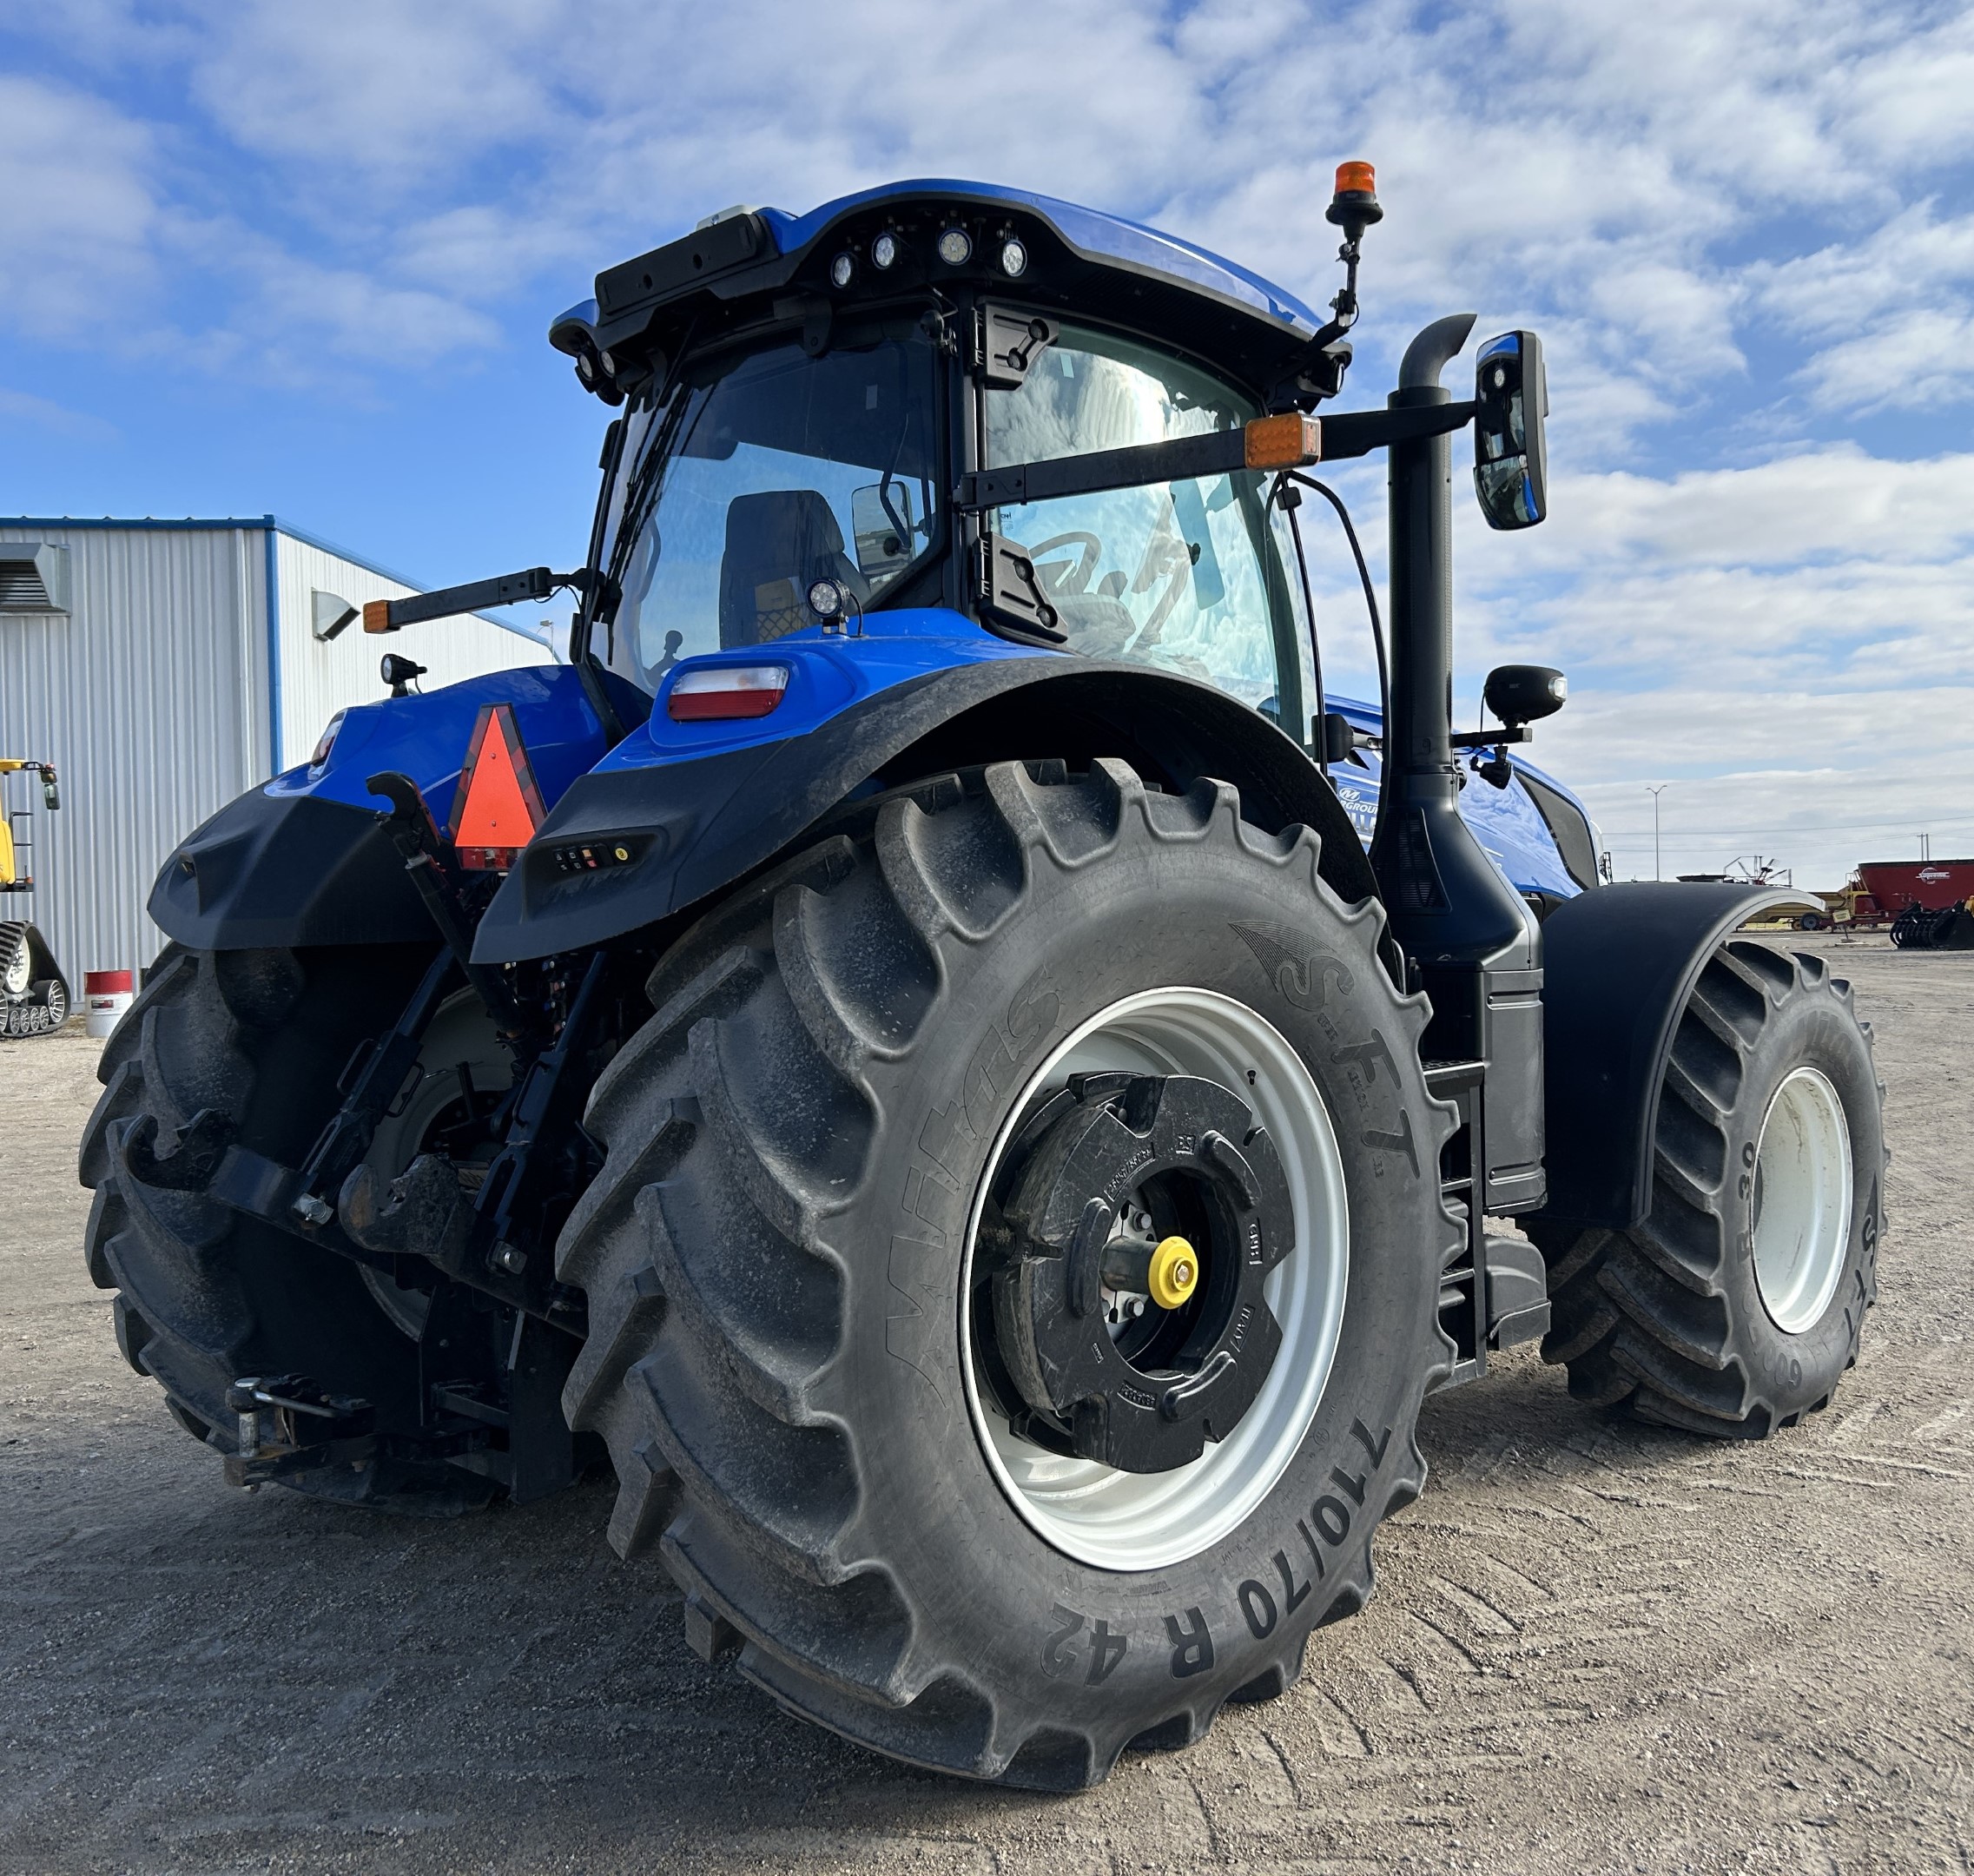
{"left": 1750, "top": 1066, "right": 1852, "bottom": 1334}
{"left": 961, "top": 987, "right": 1349, "bottom": 1572}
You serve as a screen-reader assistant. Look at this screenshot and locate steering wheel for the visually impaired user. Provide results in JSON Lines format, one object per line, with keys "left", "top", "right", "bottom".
{"left": 1020, "top": 531, "right": 1105, "bottom": 594}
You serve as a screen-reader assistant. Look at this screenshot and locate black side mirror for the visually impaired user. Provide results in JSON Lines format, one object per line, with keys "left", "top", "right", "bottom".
{"left": 1484, "top": 664, "right": 1567, "bottom": 727}
{"left": 39, "top": 767, "right": 60, "bottom": 811}
{"left": 1312, "top": 712, "right": 1357, "bottom": 764}
{"left": 1474, "top": 331, "right": 1548, "bottom": 530}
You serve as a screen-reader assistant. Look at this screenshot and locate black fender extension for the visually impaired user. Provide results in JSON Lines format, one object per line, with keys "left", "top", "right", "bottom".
{"left": 1529, "top": 882, "right": 1800, "bottom": 1231}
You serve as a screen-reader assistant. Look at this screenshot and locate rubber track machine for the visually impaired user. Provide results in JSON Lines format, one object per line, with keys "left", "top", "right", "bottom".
{"left": 81, "top": 168, "right": 1887, "bottom": 1787}
{"left": 2, "top": 757, "right": 69, "bottom": 1038}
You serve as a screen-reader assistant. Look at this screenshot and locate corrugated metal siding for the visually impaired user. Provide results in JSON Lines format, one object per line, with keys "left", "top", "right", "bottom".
{"left": 0, "top": 523, "right": 267, "bottom": 979}
{"left": 273, "top": 532, "right": 551, "bottom": 772}
{"left": 2, "top": 519, "right": 557, "bottom": 980}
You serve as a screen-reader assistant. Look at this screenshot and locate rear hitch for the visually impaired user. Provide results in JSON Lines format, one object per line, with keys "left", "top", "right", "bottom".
{"left": 223, "top": 1375, "right": 376, "bottom": 1490}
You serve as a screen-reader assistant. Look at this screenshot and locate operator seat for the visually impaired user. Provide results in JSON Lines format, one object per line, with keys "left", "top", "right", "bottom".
{"left": 718, "top": 491, "right": 867, "bottom": 645}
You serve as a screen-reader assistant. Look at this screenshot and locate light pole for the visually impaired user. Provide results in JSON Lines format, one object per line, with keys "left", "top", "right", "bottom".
{"left": 1648, "top": 784, "right": 1668, "bottom": 881}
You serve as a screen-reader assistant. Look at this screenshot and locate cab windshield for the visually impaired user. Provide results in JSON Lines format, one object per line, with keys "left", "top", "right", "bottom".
{"left": 984, "top": 323, "right": 1313, "bottom": 729}
{"left": 598, "top": 322, "right": 942, "bottom": 690}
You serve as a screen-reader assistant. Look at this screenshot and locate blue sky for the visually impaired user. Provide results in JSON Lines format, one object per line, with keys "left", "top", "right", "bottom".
{"left": 3, "top": 0, "right": 1971, "bottom": 886}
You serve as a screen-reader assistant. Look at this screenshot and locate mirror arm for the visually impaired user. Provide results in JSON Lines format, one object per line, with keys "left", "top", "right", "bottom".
{"left": 362, "top": 566, "right": 598, "bottom": 634}
{"left": 955, "top": 404, "right": 1475, "bottom": 514}
{"left": 1318, "top": 401, "right": 1475, "bottom": 461}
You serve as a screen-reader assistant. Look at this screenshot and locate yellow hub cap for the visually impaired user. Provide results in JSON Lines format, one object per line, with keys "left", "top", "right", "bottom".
{"left": 1148, "top": 1235, "right": 1199, "bottom": 1311}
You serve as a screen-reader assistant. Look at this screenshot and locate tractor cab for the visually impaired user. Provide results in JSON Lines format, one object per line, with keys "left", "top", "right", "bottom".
{"left": 553, "top": 183, "right": 1330, "bottom": 740}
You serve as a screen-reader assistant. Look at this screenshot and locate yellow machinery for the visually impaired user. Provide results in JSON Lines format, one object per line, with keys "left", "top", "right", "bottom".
{"left": 1, "top": 759, "right": 69, "bottom": 1037}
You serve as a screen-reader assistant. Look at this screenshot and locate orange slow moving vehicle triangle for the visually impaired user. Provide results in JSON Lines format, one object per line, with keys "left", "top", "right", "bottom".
{"left": 449, "top": 703, "right": 547, "bottom": 867}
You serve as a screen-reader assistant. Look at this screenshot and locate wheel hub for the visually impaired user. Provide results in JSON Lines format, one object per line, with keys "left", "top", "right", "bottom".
{"left": 988, "top": 1072, "right": 1293, "bottom": 1474}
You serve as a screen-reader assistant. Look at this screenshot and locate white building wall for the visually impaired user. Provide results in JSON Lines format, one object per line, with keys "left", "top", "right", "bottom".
{"left": 272, "top": 529, "right": 552, "bottom": 772}
{"left": 2, "top": 518, "right": 558, "bottom": 983}
{"left": 0, "top": 521, "right": 269, "bottom": 984}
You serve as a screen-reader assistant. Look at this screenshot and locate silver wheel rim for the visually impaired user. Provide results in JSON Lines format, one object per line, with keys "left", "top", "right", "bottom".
{"left": 960, "top": 987, "right": 1349, "bottom": 1572}
{"left": 359, "top": 990, "right": 510, "bottom": 1338}
{"left": 1751, "top": 1066, "right": 1852, "bottom": 1334}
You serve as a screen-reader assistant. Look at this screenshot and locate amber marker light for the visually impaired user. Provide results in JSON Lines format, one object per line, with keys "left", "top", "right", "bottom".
{"left": 1334, "top": 160, "right": 1377, "bottom": 196}
{"left": 1243, "top": 411, "right": 1323, "bottom": 471}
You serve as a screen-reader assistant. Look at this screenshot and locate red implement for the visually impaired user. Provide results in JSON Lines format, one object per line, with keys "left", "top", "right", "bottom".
{"left": 1855, "top": 860, "right": 1974, "bottom": 915}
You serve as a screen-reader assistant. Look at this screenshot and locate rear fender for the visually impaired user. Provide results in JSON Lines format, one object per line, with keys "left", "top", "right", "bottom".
{"left": 471, "top": 649, "right": 1377, "bottom": 963}
{"left": 1531, "top": 882, "right": 1798, "bottom": 1230}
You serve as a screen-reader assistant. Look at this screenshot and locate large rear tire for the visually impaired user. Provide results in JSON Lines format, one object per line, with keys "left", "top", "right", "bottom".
{"left": 1533, "top": 940, "right": 1885, "bottom": 1437}
{"left": 78, "top": 943, "right": 511, "bottom": 1511}
{"left": 558, "top": 760, "right": 1458, "bottom": 1787}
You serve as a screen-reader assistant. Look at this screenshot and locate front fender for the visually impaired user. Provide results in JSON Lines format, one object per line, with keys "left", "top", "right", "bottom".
{"left": 1531, "top": 882, "right": 1799, "bottom": 1230}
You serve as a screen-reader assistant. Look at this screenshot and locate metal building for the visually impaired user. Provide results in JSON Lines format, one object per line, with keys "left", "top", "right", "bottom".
{"left": 0, "top": 516, "right": 552, "bottom": 981}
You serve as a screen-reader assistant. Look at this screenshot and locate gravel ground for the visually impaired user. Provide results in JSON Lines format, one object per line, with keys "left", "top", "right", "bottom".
{"left": 3, "top": 931, "right": 1970, "bottom": 1876}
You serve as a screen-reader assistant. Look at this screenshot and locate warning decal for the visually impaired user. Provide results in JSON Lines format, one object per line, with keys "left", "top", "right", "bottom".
{"left": 447, "top": 703, "right": 548, "bottom": 869}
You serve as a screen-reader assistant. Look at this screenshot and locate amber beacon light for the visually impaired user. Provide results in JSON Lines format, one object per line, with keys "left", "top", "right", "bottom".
{"left": 1327, "top": 160, "right": 1383, "bottom": 237}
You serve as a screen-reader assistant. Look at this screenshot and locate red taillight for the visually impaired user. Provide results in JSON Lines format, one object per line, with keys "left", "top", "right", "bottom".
{"left": 667, "top": 664, "right": 790, "bottom": 722}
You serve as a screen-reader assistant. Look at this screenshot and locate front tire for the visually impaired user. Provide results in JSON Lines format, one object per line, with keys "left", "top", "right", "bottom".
{"left": 558, "top": 761, "right": 1458, "bottom": 1787}
{"left": 1534, "top": 940, "right": 1885, "bottom": 1437}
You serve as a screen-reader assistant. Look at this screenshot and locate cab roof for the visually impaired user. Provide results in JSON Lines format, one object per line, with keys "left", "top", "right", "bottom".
{"left": 552, "top": 178, "right": 1326, "bottom": 400}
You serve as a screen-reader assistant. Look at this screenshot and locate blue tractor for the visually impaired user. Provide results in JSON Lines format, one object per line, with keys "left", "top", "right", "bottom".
{"left": 81, "top": 168, "right": 1885, "bottom": 1787}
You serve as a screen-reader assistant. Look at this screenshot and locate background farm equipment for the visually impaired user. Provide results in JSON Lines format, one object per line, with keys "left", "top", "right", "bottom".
{"left": 1891, "top": 896, "right": 1974, "bottom": 949}
{"left": 0, "top": 759, "right": 69, "bottom": 1038}
{"left": 1858, "top": 859, "right": 1974, "bottom": 945}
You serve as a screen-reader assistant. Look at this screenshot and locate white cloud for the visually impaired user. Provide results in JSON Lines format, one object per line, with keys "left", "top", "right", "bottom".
{"left": 1547, "top": 684, "right": 1974, "bottom": 887}
{"left": 0, "top": 76, "right": 160, "bottom": 336}
{"left": 1445, "top": 438, "right": 1974, "bottom": 885}
{"left": 6, "top": 0, "right": 1974, "bottom": 886}
{"left": 1504, "top": 446, "right": 1974, "bottom": 571}
{"left": 1839, "top": 5, "right": 1974, "bottom": 167}
{"left": 1749, "top": 201, "right": 1974, "bottom": 413}
{"left": 182, "top": 0, "right": 561, "bottom": 184}
{"left": 1801, "top": 307, "right": 1974, "bottom": 414}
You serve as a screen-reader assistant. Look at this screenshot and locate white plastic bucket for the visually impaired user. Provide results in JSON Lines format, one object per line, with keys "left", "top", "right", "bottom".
{"left": 85, "top": 968, "right": 134, "bottom": 1040}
